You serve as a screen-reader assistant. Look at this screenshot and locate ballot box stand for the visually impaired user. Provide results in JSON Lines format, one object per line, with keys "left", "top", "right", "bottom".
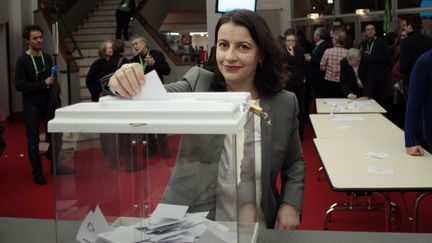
{"left": 48, "top": 93, "right": 258, "bottom": 243}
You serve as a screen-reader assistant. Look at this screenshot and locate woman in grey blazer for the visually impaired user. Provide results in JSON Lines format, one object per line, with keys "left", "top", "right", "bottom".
{"left": 105, "top": 9, "right": 305, "bottom": 230}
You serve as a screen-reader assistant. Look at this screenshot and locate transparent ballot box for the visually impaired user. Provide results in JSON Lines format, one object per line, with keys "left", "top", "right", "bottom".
{"left": 48, "top": 93, "right": 258, "bottom": 243}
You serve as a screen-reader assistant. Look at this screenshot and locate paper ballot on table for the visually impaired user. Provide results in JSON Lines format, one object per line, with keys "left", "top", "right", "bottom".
{"left": 152, "top": 203, "right": 189, "bottom": 220}
{"left": 76, "top": 206, "right": 112, "bottom": 243}
{"left": 133, "top": 70, "right": 169, "bottom": 100}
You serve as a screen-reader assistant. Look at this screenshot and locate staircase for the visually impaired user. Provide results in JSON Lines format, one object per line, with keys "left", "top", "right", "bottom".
{"left": 68, "top": 0, "right": 134, "bottom": 102}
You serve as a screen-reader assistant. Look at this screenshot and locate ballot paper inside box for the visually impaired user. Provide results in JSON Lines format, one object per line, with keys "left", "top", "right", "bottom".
{"left": 48, "top": 92, "right": 258, "bottom": 243}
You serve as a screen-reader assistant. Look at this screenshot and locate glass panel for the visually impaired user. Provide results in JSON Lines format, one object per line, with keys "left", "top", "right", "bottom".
{"left": 53, "top": 114, "right": 257, "bottom": 242}
{"left": 340, "top": 0, "right": 389, "bottom": 14}
{"left": 293, "top": 0, "right": 335, "bottom": 18}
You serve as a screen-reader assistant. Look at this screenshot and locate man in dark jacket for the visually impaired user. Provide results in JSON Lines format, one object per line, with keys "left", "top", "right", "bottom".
{"left": 360, "top": 24, "right": 391, "bottom": 108}
{"left": 15, "top": 25, "right": 73, "bottom": 185}
{"left": 400, "top": 14, "right": 432, "bottom": 93}
{"left": 303, "top": 26, "right": 331, "bottom": 119}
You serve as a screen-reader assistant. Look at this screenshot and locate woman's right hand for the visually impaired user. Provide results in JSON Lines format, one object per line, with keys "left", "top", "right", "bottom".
{"left": 108, "top": 63, "right": 145, "bottom": 98}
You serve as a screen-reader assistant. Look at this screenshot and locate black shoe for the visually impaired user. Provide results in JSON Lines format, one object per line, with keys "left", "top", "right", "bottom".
{"left": 33, "top": 175, "right": 47, "bottom": 185}
{"left": 55, "top": 166, "right": 75, "bottom": 175}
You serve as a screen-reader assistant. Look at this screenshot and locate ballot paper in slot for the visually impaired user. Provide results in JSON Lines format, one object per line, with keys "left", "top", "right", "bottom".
{"left": 49, "top": 91, "right": 259, "bottom": 242}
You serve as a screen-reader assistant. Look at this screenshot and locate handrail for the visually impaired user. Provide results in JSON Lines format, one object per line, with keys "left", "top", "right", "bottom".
{"left": 133, "top": 0, "right": 193, "bottom": 66}
{"left": 59, "top": 16, "right": 84, "bottom": 58}
{"left": 38, "top": 2, "right": 81, "bottom": 73}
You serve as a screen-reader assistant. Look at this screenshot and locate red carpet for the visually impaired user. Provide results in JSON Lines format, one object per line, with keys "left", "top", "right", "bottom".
{"left": 1, "top": 118, "right": 431, "bottom": 232}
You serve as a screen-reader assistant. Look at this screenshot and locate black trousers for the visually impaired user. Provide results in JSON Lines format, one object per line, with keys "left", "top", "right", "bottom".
{"left": 23, "top": 104, "right": 50, "bottom": 176}
{"left": 116, "top": 10, "right": 131, "bottom": 40}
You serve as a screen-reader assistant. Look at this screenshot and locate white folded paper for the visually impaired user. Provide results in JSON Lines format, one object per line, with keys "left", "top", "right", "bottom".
{"left": 133, "top": 70, "right": 169, "bottom": 101}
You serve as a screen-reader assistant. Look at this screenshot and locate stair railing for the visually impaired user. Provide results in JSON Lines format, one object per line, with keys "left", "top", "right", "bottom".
{"left": 133, "top": 0, "right": 196, "bottom": 66}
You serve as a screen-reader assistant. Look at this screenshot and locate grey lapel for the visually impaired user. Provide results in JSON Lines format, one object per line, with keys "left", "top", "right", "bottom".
{"left": 259, "top": 98, "right": 273, "bottom": 181}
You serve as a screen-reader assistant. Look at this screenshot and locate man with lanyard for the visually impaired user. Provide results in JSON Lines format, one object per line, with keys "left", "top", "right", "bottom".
{"left": 130, "top": 36, "right": 172, "bottom": 159}
{"left": 360, "top": 24, "right": 391, "bottom": 109}
{"left": 15, "top": 25, "right": 72, "bottom": 185}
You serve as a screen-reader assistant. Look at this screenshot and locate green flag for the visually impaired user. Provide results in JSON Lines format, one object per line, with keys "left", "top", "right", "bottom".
{"left": 384, "top": 0, "right": 392, "bottom": 33}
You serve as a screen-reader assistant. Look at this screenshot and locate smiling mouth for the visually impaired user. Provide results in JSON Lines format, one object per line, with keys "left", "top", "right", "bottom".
{"left": 224, "top": 65, "right": 241, "bottom": 72}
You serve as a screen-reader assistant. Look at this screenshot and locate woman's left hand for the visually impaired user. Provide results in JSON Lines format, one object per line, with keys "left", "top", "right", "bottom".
{"left": 274, "top": 203, "right": 300, "bottom": 230}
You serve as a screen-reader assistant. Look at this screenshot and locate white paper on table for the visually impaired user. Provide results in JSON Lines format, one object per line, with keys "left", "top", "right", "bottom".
{"left": 76, "top": 206, "right": 113, "bottom": 243}
{"left": 93, "top": 206, "right": 112, "bottom": 234}
{"left": 368, "top": 167, "right": 394, "bottom": 176}
{"left": 76, "top": 210, "right": 98, "bottom": 243}
{"left": 97, "top": 226, "right": 149, "bottom": 243}
{"left": 365, "top": 152, "right": 390, "bottom": 159}
{"left": 152, "top": 203, "right": 189, "bottom": 220}
{"left": 133, "top": 70, "right": 169, "bottom": 100}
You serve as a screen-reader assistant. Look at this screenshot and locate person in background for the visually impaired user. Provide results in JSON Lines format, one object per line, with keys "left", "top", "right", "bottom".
{"left": 340, "top": 48, "right": 374, "bottom": 100}
{"left": 15, "top": 25, "right": 73, "bottom": 185}
{"left": 105, "top": 9, "right": 305, "bottom": 230}
{"left": 115, "top": 0, "right": 135, "bottom": 40}
{"left": 404, "top": 49, "right": 432, "bottom": 156}
{"left": 86, "top": 40, "right": 114, "bottom": 102}
{"left": 320, "top": 30, "right": 348, "bottom": 98}
{"left": 198, "top": 46, "right": 208, "bottom": 67}
{"left": 295, "top": 30, "right": 313, "bottom": 55}
{"left": 360, "top": 24, "right": 391, "bottom": 108}
{"left": 400, "top": 14, "right": 432, "bottom": 94}
{"left": 203, "top": 46, "right": 216, "bottom": 72}
{"left": 130, "top": 36, "right": 171, "bottom": 159}
{"left": 130, "top": 36, "right": 171, "bottom": 83}
{"left": 283, "top": 28, "right": 306, "bottom": 140}
{"left": 305, "top": 27, "right": 331, "bottom": 103}
{"left": 332, "top": 17, "right": 353, "bottom": 49}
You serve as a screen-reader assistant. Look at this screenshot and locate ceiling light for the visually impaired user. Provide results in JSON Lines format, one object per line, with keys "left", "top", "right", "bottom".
{"left": 356, "top": 9, "right": 370, "bottom": 15}
{"left": 307, "top": 13, "right": 320, "bottom": 19}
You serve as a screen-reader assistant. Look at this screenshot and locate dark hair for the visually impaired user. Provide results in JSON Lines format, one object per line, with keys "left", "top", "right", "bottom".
{"left": 22, "top": 25, "right": 43, "bottom": 40}
{"left": 333, "top": 18, "right": 345, "bottom": 26}
{"left": 113, "top": 39, "right": 125, "bottom": 55}
{"left": 284, "top": 28, "right": 296, "bottom": 38}
{"left": 404, "top": 14, "right": 423, "bottom": 31}
{"left": 212, "top": 9, "right": 286, "bottom": 96}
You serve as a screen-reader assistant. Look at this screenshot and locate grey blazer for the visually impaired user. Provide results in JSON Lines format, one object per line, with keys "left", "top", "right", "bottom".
{"left": 162, "top": 67, "right": 305, "bottom": 229}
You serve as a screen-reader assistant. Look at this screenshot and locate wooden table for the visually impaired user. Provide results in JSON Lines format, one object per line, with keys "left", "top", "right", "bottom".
{"left": 315, "top": 98, "right": 386, "bottom": 114}
{"left": 310, "top": 114, "right": 403, "bottom": 139}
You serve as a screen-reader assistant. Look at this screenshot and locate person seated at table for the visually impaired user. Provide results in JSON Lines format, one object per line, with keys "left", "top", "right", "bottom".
{"left": 340, "top": 48, "right": 375, "bottom": 100}
{"left": 404, "top": 49, "right": 432, "bottom": 156}
{"left": 102, "top": 9, "right": 305, "bottom": 230}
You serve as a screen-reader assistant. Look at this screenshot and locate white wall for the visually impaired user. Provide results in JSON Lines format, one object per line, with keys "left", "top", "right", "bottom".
{"left": 7, "top": 0, "right": 39, "bottom": 114}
